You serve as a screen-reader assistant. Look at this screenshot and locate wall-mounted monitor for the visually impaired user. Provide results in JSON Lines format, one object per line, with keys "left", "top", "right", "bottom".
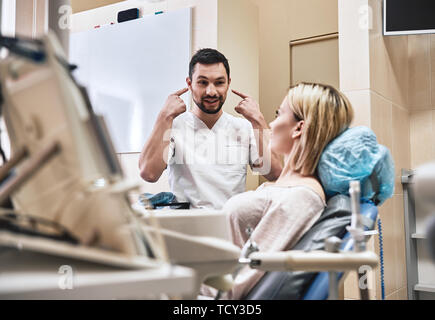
{"left": 384, "top": 0, "right": 435, "bottom": 36}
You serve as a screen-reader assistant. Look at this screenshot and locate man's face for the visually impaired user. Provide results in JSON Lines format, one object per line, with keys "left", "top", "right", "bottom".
{"left": 187, "top": 63, "right": 231, "bottom": 114}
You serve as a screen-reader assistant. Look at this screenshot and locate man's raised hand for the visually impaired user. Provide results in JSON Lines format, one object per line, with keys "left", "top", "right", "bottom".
{"left": 161, "top": 87, "right": 189, "bottom": 120}
{"left": 232, "top": 89, "right": 262, "bottom": 125}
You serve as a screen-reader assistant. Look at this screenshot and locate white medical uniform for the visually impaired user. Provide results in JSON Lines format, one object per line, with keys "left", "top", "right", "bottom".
{"left": 167, "top": 111, "right": 261, "bottom": 209}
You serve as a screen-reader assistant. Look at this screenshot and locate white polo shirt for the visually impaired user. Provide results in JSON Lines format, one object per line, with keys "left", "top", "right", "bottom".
{"left": 167, "top": 111, "right": 261, "bottom": 209}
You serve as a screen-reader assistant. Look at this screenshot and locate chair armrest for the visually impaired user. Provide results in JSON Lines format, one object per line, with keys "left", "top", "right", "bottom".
{"left": 248, "top": 250, "right": 378, "bottom": 272}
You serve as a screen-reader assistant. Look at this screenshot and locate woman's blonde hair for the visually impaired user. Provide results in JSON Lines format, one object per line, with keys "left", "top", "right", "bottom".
{"left": 286, "top": 82, "right": 354, "bottom": 176}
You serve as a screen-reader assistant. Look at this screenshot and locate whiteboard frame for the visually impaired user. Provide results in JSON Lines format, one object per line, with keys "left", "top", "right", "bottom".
{"left": 69, "top": 8, "right": 192, "bottom": 153}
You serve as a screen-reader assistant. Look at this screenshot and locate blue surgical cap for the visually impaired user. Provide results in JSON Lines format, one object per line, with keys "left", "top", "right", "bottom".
{"left": 317, "top": 126, "right": 395, "bottom": 205}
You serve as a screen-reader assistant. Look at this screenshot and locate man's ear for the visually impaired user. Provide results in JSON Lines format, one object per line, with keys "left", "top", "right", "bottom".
{"left": 186, "top": 77, "right": 192, "bottom": 89}
{"left": 292, "top": 120, "right": 304, "bottom": 139}
{"left": 228, "top": 77, "right": 231, "bottom": 86}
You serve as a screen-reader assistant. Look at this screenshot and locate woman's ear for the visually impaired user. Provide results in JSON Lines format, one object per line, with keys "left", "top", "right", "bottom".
{"left": 292, "top": 120, "right": 304, "bottom": 139}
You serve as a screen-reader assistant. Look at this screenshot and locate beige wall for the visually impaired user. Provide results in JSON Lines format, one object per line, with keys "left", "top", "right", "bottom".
{"left": 369, "top": 1, "right": 408, "bottom": 300}
{"left": 288, "top": 0, "right": 338, "bottom": 41}
{"left": 290, "top": 36, "right": 339, "bottom": 88}
{"left": 251, "top": 0, "right": 338, "bottom": 131}
{"left": 250, "top": 0, "right": 291, "bottom": 127}
{"left": 251, "top": 0, "right": 338, "bottom": 126}
{"left": 218, "top": 0, "right": 259, "bottom": 190}
{"left": 251, "top": 0, "right": 338, "bottom": 184}
{"left": 339, "top": 0, "right": 409, "bottom": 300}
{"left": 71, "top": 0, "right": 126, "bottom": 13}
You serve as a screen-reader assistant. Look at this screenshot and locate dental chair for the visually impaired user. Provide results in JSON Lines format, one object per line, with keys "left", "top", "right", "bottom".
{"left": 244, "top": 126, "right": 394, "bottom": 300}
{"left": 245, "top": 194, "right": 378, "bottom": 300}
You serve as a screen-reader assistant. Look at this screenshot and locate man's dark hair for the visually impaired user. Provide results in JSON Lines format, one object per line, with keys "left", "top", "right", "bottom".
{"left": 189, "top": 48, "right": 230, "bottom": 80}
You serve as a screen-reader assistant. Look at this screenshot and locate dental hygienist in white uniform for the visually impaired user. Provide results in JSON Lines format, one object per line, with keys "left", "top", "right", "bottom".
{"left": 139, "top": 49, "right": 282, "bottom": 209}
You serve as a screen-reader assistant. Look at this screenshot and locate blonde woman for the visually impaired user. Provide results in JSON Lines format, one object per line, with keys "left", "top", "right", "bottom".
{"left": 202, "top": 82, "right": 354, "bottom": 300}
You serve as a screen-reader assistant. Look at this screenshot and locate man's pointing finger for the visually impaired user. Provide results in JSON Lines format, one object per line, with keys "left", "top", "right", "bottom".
{"left": 232, "top": 89, "right": 249, "bottom": 100}
{"left": 174, "top": 87, "right": 189, "bottom": 96}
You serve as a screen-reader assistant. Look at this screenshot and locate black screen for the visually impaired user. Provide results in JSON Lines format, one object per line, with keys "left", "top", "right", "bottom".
{"left": 385, "top": 0, "right": 435, "bottom": 33}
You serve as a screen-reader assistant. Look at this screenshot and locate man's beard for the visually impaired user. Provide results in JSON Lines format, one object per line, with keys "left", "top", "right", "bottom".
{"left": 194, "top": 96, "right": 225, "bottom": 115}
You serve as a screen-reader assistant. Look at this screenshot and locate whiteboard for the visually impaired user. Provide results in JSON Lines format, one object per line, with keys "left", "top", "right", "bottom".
{"left": 69, "top": 8, "right": 192, "bottom": 153}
